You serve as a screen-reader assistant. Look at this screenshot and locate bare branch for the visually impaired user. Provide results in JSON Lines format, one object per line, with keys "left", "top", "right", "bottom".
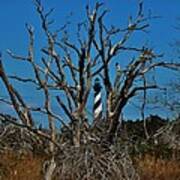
{"left": 0, "top": 113, "right": 61, "bottom": 149}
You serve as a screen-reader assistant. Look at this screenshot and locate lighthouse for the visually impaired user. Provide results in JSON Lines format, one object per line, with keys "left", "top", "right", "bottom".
{"left": 93, "top": 78, "right": 103, "bottom": 123}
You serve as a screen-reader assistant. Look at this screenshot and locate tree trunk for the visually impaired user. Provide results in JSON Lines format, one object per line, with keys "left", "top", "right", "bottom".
{"left": 44, "top": 156, "right": 56, "bottom": 180}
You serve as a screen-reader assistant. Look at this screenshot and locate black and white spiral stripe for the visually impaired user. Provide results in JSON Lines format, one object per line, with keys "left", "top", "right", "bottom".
{"left": 93, "top": 78, "right": 103, "bottom": 121}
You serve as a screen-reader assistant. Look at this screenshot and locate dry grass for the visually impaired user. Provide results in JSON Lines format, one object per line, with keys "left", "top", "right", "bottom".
{"left": 135, "top": 154, "right": 180, "bottom": 180}
{"left": 0, "top": 151, "right": 45, "bottom": 180}
{"left": 0, "top": 151, "right": 180, "bottom": 180}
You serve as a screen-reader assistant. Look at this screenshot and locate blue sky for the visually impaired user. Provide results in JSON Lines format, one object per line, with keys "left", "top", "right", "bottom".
{"left": 0, "top": 0, "right": 180, "bottom": 124}
{"left": 0, "top": 0, "right": 180, "bottom": 56}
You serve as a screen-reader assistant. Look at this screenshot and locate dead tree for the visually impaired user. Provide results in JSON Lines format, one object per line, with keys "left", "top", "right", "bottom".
{"left": 0, "top": 0, "right": 180, "bottom": 153}
{"left": 1, "top": 1, "right": 180, "bottom": 179}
